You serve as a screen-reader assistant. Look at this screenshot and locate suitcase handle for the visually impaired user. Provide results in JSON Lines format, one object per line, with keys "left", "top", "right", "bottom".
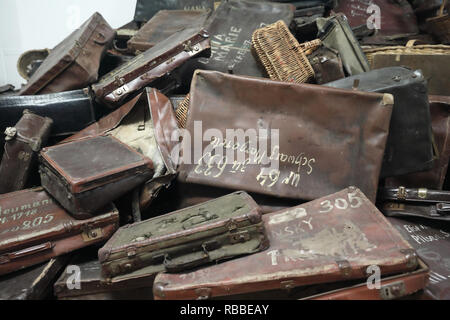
{"left": 163, "top": 240, "right": 220, "bottom": 273}
{"left": 181, "top": 211, "right": 218, "bottom": 229}
{"left": 0, "top": 242, "right": 53, "bottom": 264}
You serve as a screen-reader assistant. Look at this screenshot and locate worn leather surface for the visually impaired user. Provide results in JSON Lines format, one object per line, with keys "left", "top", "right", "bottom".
{"left": 178, "top": 70, "right": 393, "bottom": 202}
{"left": 0, "top": 187, "right": 118, "bottom": 276}
{"left": 386, "top": 95, "right": 450, "bottom": 189}
{"left": 326, "top": 67, "right": 434, "bottom": 178}
{"left": 0, "top": 111, "right": 53, "bottom": 194}
{"left": 134, "top": 0, "right": 215, "bottom": 22}
{"left": 128, "top": 10, "right": 210, "bottom": 52}
{"left": 39, "top": 135, "right": 154, "bottom": 216}
{"left": 153, "top": 188, "right": 417, "bottom": 299}
{"left": 308, "top": 45, "right": 345, "bottom": 84}
{"left": 19, "top": 13, "right": 115, "bottom": 95}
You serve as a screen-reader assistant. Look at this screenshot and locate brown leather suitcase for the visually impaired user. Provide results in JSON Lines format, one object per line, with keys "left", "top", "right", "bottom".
{"left": 386, "top": 95, "right": 450, "bottom": 190}
{"left": 0, "top": 187, "right": 119, "bottom": 276}
{"left": 91, "top": 25, "right": 210, "bottom": 106}
{"left": 61, "top": 88, "right": 179, "bottom": 213}
{"left": 388, "top": 216, "right": 450, "bottom": 300}
{"left": 0, "top": 255, "right": 70, "bottom": 300}
{"left": 19, "top": 13, "right": 115, "bottom": 95}
{"left": 128, "top": 10, "right": 211, "bottom": 53}
{"left": 304, "top": 259, "right": 429, "bottom": 300}
{"left": 0, "top": 110, "right": 52, "bottom": 194}
{"left": 153, "top": 187, "right": 419, "bottom": 299}
{"left": 177, "top": 70, "right": 393, "bottom": 203}
{"left": 39, "top": 135, "right": 154, "bottom": 219}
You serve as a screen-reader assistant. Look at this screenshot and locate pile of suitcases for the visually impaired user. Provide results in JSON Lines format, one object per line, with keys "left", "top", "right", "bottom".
{"left": 0, "top": 0, "right": 449, "bottom": 300}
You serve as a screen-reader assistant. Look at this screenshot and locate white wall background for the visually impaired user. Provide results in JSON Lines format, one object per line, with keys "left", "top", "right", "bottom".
{"left": 0, "top": 0, "right": 137, "bottom": 88}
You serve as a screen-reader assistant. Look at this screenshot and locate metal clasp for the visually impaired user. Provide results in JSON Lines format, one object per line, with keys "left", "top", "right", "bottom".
{"left": 380, "top": 281, "right": 406, "bottom": 300}
{"left": 397, "top": 186, "right": 407, "bottom": 200}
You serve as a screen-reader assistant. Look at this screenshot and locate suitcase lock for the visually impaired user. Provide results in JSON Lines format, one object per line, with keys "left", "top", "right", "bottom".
{"left": 81, "top": 224, "right": 103, "bottom": 242}
{"left": 379, "top": 281, "right": 406, "bottom": 300}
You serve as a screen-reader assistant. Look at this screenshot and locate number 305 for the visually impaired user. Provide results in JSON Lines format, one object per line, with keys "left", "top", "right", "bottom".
{"left": 319, "top": 192, "right": 363, "bottom": 213}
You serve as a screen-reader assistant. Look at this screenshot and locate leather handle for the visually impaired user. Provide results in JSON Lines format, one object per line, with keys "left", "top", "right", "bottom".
{"left": 163, "top": 251, "right": 210, "bottom": 273}
{"left": 0, "top": 242, "right": 53, "bottom": 264}
{"left": 181, "top": 211, "right": 217, "bottom": 229}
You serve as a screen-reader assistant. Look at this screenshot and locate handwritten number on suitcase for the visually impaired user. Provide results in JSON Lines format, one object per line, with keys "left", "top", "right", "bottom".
{"left": 319, "top": 192, "right": 363, "bottom": 213}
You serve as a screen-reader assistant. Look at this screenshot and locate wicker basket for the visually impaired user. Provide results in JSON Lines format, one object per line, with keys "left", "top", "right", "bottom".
{"left": 364, "top": 40, "right": 450, "bottom": 67}
{"left": 175, "top": 94, "right": 190, "bottom": 129}
{"left": 252, "top": 20, "right": 319, "bottom": 83}
{"left": 426, "top": 0, "right": 450, "bottom": 44}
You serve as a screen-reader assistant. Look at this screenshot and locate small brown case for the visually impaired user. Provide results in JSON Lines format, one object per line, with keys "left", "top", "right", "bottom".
{"left": 39, "top": 135, "right": 154, "bottom": 219}
{"left": 0, "top": 187, "right": 119, "bottom": 276}
{"left": 0, "top": 110, "right": 52, "bottom": 194}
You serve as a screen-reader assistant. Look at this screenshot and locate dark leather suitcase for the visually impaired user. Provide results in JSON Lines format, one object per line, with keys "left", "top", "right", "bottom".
{"left": 0, "top": 110, "right": 52, "bottom": 194}
{"left": 134, "top": 0, "right": 215, "bottom": 23}
{"left": 379, "top": 187, "right": 450, "bottom": 222}
{"left": 304, "top": 259, "right": 429, "bottom": 300}
{"left": 153, "top": 187, "right": 419, "bottom": 299}
{"left": 177, "top": 70, "right": 393, "bottom": 203}
{"left": 91, "top": 25, "right": 210, "bottom": 106}
{"left": 54, "top": 254, "right": 154, "bottom": 300}
{"left": 180, "top": 0, "right": 295, "bottom": 80}
{"left": 388, "top": 216, "right": 450, "bottom": 300}
{"left": 325, "top": 67, "right": 434, "bottom": 178}
{"left": 39, "top": 135, "right": 154, "bottom": 218}
{"left": 128, "top": 10, "right": 211, "bottom": 53}
{"left": 385, "top": 95, "right": 450, "bottom": 189}
{"left": 62, "top": 88, "right": 179, "bottom": 213}
{"left": 0, "top": 187, "right": 119, "bottom": 276}
{"left": 307, "top": 44, "right": 345, "bottom": 84}
{"left": 0, "top": 256, "right": 69, "bottom": 300}
{"left": 19, "top": 13, "right": 115, "bottom": 95}
{"left": 334, "top": 0, "right": 419, "bottom": 43}
{"left": 0, "top": 88, "right": 97, "bottom": 159}
{"left": 99, "top": 191, "right": 268, "bottom": 278}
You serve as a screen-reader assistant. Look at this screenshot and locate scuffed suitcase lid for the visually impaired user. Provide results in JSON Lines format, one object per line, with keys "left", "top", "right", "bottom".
{"left": 19, "top": 13, "right": 109, "bottom": 95}
{"left": 153, "top": 187, "right": 418, "bottom": 300}
{"left": 0, "top": 187, "right": 118, "bottom": 256}
{"left": 98, "top": 191, "right": 261, "bottom": 262}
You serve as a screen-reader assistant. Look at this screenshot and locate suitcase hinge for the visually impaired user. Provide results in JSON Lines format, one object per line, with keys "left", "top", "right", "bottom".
{"left": 379, "top": 281, "right": 406, "bottom": 300}
{"left": 400, "top": 249, "right": 418, "bottom": 268}
{"left": 81, "top": 224, "right": 103, "bottom": 242}
{"left": 195, "top": 287, "right": 212, "bottom": 300}
{"left": 336, "top": 259, "right": 352, "bottom": 278}
{"left": 229, "top": 230, "right": 251, "bottom": 244}
{"left": 418, "top": 188, "right": 428, "bottom": 199}
{"left": 396, "top": 186, "right": 407, "bottom": 200}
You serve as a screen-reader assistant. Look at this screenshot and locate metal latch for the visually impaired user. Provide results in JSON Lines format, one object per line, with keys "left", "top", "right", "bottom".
{"left": 396, "top": 186, "right": 407, "bottom": 200}
{"left": 183, "top": 40, "right": 201, "bottom": 56}
{"left": 418, "top": 188, "right": 428, "bottom": 199}
{"left": 336, "top": 259, "right": 352, "bottom": 278}
{"left": 81, "top": 224, "right": 103, "bottom": 242}
{"left": 195, "top": 287, "right": 212, "bottom": 300}
{"left": 229, "top": 230, "right": 251, "bottom": 244}
{"left": 280, "top": 280, "right": 296, "bottom": 292}
{"left": 113, "top": 84, "right": 130, "bottom": 98}
{"left": 400, "top": 249, "right": 418, "bottom": 269}
{"left": 379, "top": 281, "right": 406, "bottom": 300}
{"left": 126, "top": 246, "right": 137, "bottom": 258}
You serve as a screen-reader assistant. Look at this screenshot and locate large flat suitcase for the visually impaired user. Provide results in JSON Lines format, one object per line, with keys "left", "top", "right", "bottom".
{"left": 39, "top": 135, "right": 154, "bottom": 218}
{"left": 0, "top": 110, "right": 53, "bottom": 194}
{"left": 0, "top": 187, "right": 119, "bottom": 276}
{"left": 153, "top": 187, "right": 419, "bottom": 299}
{"left": 364, "top": 43, "right": 450, "bottom": 96}
{"left": 91, "top": 25, "right": 210, "bottom": 106}
{"left": 61, "top": 88, "right": 179, "bottom": 213}
{"left": 19, "top": 13, "right": 115, "bottom": 95}
{"left": 177, "top": 70, "right": 393, "bottom": 203}
{"left": 128, "top": 10, "right": 211, "bottom": 53}
{"left": 388, "top": 216, "right": 450, "bottom": 300}
{"left": 99, "top": 191, "right": 268, "bottom": 278}
{"left": 181, "top": 0, "right": 295, "bottom": 79}
{"left": 0, "top": 88, "right": 97, "bottom": 158}
{"left": 0, "top": 256, "right": 69, "bottom": 300}
{"left": 134, "top": 0, "right": 215, "bottom": 23}
{"left": 325, "top": 67, "right": 434, "bottom": 178}
{"left": 54, "top": 255, "right": 154, "bottom": 300}
{"left": 386, "top": 95, "right": 450, "bottom": 189}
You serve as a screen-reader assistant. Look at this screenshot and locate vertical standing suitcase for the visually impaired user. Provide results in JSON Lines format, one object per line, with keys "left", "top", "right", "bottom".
{"left": 153, "top": 187, "right": 419, "bottom": 299}
{"left": 325, "top": 67, "right": 434, "bottom": 178}
{"left": 19, "top": 13, "right": 115, "bottom": 95}
{"left": 0, "top": 187, "right": 119, "bottom": 276}
{"left": 0, "top": 110, "right": 53, "bottom": 194}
